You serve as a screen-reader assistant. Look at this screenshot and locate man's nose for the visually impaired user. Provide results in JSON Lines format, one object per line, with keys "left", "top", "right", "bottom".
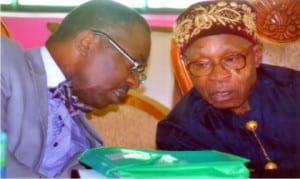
{"left": 208, "top": 63, "right": 231, "bottom": 82}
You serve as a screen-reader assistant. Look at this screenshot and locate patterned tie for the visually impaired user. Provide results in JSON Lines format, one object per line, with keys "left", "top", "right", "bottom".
{"left": 49, "top": 81, "right": 93, "bottom": 116}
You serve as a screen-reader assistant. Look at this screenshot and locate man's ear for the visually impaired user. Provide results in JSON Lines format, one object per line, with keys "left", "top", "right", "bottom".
{"left": 75, "top": 30, "right": 95, "bottom": 57}
{"left": 252, "top": 42, "right": 263, "bottom": 68}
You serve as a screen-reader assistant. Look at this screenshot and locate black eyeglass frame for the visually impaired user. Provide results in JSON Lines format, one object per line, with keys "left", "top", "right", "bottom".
{"left": 90, "top": 29, "right": 147, "bottom": 83}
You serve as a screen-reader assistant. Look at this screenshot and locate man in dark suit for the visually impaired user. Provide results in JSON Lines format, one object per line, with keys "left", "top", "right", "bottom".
{"left": 156, "top": 0, "right": 300, "bottom": 177}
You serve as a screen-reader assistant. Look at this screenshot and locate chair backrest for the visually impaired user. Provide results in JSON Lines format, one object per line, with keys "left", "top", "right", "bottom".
{"left": 170, "top": 39, "right": 193, "bottom": 96}
{"left": 254, "top": 0, "right": 300, "bottom": 44}
{"left": 88, "top": 92, "right": 170, "bottom": 149}
{"left": 1, "top": 18, "right": 13, "bottom": 38}
{"left": 254, "top": 0, "right": 300, "bottom": 70}
{"left": 123, "top": 92, "right": 170, "bottom": 119}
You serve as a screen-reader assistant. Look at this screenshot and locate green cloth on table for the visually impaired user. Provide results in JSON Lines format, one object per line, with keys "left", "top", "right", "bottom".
{"left": 79, "top": 147, "right": 249, "bottom": 178}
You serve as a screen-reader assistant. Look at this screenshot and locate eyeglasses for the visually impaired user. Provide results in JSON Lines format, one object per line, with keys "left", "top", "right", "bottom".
{"left": 90, "top": 29, "right": 147, "bottom": 84}
{"left": 186, "top": 47, "right": 252, "bottom": 77}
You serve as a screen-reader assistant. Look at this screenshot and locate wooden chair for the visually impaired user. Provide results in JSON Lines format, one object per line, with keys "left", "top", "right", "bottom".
{"left": 170, "top": 39, "right": 193, "bottom": 96}
{"left": 254, "top": 0, "right": 300, "bottom": 70}
{"left": 254, "top": 0, "right": 300, "bottom": 44}
{"left": 87, "top": 91, "right": 170, "bottom": 149}
{"left": 1, "top": 18, "right": 13, "bottom": 38}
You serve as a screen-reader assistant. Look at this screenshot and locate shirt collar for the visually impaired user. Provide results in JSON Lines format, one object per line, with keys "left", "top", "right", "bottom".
{"left": 41, "top": 46, "right": 66, "bottom": 88}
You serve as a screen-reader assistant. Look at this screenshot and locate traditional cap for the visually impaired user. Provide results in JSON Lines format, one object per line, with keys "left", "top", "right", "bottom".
{"left": 173, "top": 0, "right": 258, "bottom": 54}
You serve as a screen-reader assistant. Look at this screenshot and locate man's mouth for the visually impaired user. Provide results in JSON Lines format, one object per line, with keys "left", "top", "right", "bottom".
{"left": 210, "top": 90, "right": 234, "bottom": 102}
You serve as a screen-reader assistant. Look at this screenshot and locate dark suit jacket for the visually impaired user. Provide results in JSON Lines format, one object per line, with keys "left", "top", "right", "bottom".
{"left": 1, "top": 36, "right": 103, "bottom": 178}
{"left": 156, "top": 64, "right": 300, "bottom": 177}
